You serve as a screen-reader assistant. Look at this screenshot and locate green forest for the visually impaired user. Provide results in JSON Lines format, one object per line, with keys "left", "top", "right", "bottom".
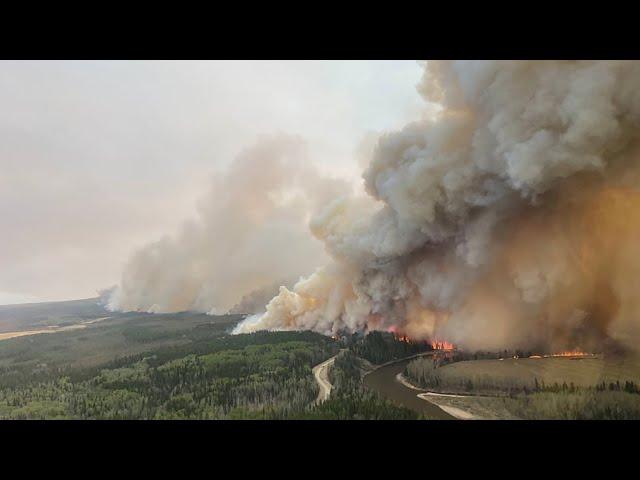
{"left": 299, "top": 350, "right": 419, "bottom": 420}
{"left": 0, "top": 330, "right": 337, "bottom": 419}
{"left": 0, "top": 314, "right": 428, "bottom": 420}
{"left": 346, "top": 331, "right": 431, "bottom": 365}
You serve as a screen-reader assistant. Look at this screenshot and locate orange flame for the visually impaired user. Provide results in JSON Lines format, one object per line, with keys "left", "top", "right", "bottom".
{"left": 394, "top": 333, "right": 411, "bottom": 343}
{"left": 431, "top": 339, "right": 455, "bottom": 351}
{"left": 528, "top": 350, "right": 595, "bottom": 359}
{"left": 548, "top": 350, "right": 594, "bottom": 358}
{"left": 387, "top": 326, "right": 412, "bottom": 343}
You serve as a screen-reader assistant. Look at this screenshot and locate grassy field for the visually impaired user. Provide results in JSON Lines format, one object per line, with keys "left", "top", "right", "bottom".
{"left": 408, "top": 355, "right": 640, "bottom": 394}
{"left": 417, "top": 394, "right": 519, "bottom": 420}
{"left": 421, "top": 388, "right": 640, "bottom": 420}
{"left": 407, "top": 354, "right": 640, "bottom": 419}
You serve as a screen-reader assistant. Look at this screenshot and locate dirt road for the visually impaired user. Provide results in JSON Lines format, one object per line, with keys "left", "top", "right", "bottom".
{"left": 312, "top": 354, "right": 338, "bottom": 404}
{"left": 0, "top": 316, "right": 112, "bottom": 342}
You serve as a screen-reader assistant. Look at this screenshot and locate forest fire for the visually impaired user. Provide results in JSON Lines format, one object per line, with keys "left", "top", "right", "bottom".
{"left": 431, "top": 339, "right": 456, "bottom": 351}
{"left": 548, "top": 350, "right": 595, "bottom": 358}
{"left": 528, "top": 350, "right": 596, "bottom": 359}
{"left": 387, "top": 326, "right": 411, "bottom": 343}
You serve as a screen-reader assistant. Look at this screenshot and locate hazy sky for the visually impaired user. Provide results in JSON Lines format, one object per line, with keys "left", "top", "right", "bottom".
{"left": 0, "top": 60, "right": 424, "bottom": 305}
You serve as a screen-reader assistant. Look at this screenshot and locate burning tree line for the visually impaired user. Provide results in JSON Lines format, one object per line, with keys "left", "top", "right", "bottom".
{"left": 382, "top": 329, "right": 596, "bottom": 360}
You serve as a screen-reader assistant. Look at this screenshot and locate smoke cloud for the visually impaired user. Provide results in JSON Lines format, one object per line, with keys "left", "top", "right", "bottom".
{"left": 236, "top": 61, "right": 640, "bottom": 352}
{"left": 109, "top": 134, "right": 348, "bottom": 314}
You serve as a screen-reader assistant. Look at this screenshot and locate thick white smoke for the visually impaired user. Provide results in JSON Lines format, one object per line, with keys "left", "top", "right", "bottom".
{"left": 236, "top": 61, "right": 640, "bottom": 352}
{"left": 109, "top": 134, "right": 349, "bottom": 314}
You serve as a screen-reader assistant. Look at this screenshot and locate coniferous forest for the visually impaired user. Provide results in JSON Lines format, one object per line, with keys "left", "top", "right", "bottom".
{"left": 0, "top": 313, "right": 423, "bottom": 420}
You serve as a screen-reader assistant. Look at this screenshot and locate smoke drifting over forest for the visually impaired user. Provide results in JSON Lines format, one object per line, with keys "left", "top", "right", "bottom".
{"left": 114, "top": 61, "right": 640, "bottom": 352}
{"left": 109, "top": 135, "right": 347, "bottom": 314}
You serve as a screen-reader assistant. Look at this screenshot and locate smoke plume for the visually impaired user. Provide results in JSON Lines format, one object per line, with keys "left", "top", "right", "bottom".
{"left": 109, "top": 134, "right": 348, "bottom": 314}
{"left": 236, "top": 61, "right": 640, "bottom": 352}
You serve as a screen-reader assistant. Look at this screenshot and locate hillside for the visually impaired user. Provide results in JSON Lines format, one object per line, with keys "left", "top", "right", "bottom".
{"left": 0, "top": 300, "right": 419, "bottom": 419}
{"left": 0, "top": 298, "right": 109, "bottom": 332}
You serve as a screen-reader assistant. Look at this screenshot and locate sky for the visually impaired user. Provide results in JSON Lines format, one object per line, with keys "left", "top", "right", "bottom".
{"left": 0, "top": 60, "right": 424, "bottom": 305}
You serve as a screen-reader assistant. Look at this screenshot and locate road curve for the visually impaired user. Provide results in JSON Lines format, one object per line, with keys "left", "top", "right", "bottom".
{"left": 312, "top": 355, "right": 338, "bottom": 404}
{"left": 416, "top": 393, "right": 477, "bottom": 419}
{"left": 311, "top": 352, "right": 477, "bottom": 418}
{"left": 397, "top": 372, "right": 479, "bottom": 420}
{"left": 363, "top": 356, "right": 454, "bottom": 419}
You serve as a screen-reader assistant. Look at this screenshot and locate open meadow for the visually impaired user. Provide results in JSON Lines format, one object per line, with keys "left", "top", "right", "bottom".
{"left": 406, "top": 354, "right": 640, "bottom": 419}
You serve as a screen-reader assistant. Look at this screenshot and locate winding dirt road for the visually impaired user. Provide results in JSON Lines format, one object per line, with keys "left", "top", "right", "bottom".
{"left": 416, "top": 393, "right": 477, "bottom": 419}
{"left": 0, "top": 317, "right": 112, "bottom": 342}
{"left": 311, "top": 351, "right": 479, "bottom": 419}
{"left": 395, "top": 371, "right": 479, "bottom": 419}
{"left": 364, "top": 356, "right": 454, "bottom": 419}
{"left": 312, "top": 355, "right": 338, "bottom": 404}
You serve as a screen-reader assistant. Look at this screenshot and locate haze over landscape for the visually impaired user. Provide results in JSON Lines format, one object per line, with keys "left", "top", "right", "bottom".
{"left": 0, "top": 60, "right": 422, "bottom": 305}
{"left": 3, "top": 60, "right": 640, "bottom": 421}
